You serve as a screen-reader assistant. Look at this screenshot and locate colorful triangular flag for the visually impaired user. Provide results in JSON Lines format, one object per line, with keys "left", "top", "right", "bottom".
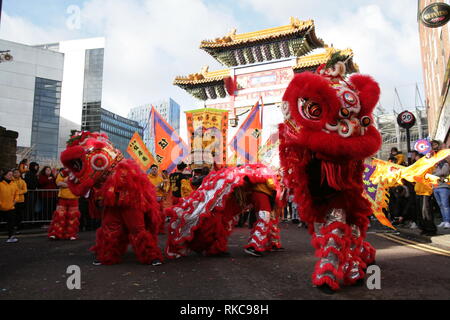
{"left": 229, "top": 100, "right": 262, "bottom": 164}
{"left": 152, "top": 106, "right": 189, "bottom": 173}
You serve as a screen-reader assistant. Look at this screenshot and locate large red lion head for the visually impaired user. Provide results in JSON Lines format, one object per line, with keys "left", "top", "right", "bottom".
{"left": 281, "top": 62, "right": 381, "bottom": 161}
{"left": 60, "top": 131, "right": 123, "bottom": 196}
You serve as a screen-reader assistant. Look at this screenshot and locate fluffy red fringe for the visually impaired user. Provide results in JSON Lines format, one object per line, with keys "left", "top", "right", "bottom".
{"left": 129, "top": 230, "right": 163, "bottom": 264}
{"left": 90, "top": 225, "right": 129, "bottom": 265}
{"left": 279, "top": 125, "right": 373, "bottom": 231}
{"left": 48, "top": 202, "right": 80, "bottom": 239}
{"left": 360, "top": 241, "right": 376, "bottom": 265}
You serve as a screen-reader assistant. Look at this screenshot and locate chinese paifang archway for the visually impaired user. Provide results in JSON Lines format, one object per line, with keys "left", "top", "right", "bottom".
{"left": 174, "top": 17, "right": 359, "bottom": 165}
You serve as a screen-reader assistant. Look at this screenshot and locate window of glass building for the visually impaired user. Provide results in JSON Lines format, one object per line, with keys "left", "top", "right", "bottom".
{"left": 31, "top": 77, "right": 62, "bottom": 161}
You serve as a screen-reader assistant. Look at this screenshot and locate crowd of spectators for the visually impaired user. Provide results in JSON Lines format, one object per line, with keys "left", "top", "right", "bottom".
{"left": 0, "top": 159, "right": 99, "bottom": 243}
{"left": 386, "top": 141, "right": 450, "bottom": 236}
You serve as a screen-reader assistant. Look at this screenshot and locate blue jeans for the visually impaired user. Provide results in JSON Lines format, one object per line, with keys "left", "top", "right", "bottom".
{"left": 433, "top": 188, "right": 450, "bottom": 223}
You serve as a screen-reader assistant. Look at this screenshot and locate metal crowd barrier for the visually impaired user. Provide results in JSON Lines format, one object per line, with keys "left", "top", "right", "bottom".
{"left": 0, "top": 189, "right": 59, "bottom": 224}
{"left": 23, "top": 189, "right": 59, "bottom": 223}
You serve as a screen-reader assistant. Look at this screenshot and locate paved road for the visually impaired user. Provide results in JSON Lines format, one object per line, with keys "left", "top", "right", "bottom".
{"left": 0, "top": 223, "right": 449, "bottom": 300}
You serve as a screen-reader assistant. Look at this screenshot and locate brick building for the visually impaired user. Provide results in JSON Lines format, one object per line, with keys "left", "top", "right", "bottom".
{"left": 418, "top": 0, "right": 450, "bottom": 145}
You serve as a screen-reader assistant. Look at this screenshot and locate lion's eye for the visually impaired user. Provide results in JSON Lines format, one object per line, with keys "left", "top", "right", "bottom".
{"left": 361, "top": 116, "right": 371, "bottom": 127}
{"left": 298, "top": 98, "right": 322, "bottom": 121}
{"left": 343, "top": 91, "right": 357, "bottom": 106}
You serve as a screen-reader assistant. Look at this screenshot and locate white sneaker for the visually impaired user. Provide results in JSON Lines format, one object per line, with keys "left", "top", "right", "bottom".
{"left": 69, "top": 237, "right": 77, "bottom": 241}
{"left": 6, "top": 237, "right": 18, "bottom": 243}
{"left": 444, "top": 222, "right": 450, "bottom": 229}
{"left": 409, "top": 222, "right": 418, "bottom": 229}
{"left": 437, "top": 222, "right": 445, "bottom": 228}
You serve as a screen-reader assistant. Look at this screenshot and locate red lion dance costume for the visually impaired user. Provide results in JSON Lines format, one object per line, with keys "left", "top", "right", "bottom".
{"left": 166, "top": 164, "right": 282, "bottom": 258}
{"left": 278, "top": 56, "right": 381, "bottom": 293}
{"left": 60, "top": 131, "right": 163, "bottom": 265}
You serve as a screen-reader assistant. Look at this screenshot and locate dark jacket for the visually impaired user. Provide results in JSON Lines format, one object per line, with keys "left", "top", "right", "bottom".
{"left": 24, "top": 164, "right": 39, "bottom": 190}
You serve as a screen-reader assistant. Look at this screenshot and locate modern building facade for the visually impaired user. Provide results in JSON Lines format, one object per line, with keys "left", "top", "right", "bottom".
{"left": 127, "top": 98, "right": 181, "bottom": 153}
{"left": 86, "top": 107, "right": 143, "bottom": 154}
{"left": 0, "top": 39, "right": 64, "bottom": 162}
{"left": 34, "top": 38, "right": 106, "bottom": 152}
{"left": 418, "top": 0, "right": 450, "bottom": 145}
{"left": 81, "top": 47, "right": 105, "bottom": 132}
{"left": 34, "top": 38, "right": 105, "bottom": 125}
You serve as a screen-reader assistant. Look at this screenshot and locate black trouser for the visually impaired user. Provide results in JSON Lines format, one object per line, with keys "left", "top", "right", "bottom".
{"left": 15, "top": 202, "right": 25, "bottom": 229}
{"left": 25, "top": 192, "right": 37, "bottom": 221}
{"left": 79, "top": 197, "right": 91, "bottom": 231}
{"left": 237, "top": 211, "right": 248, "bottom": 227}
{"left": 2, "top": 210, "right": 16, "bottom": 238}
{"left": 248, "top": 208, "right": 256, "bottom": 229}
{"left": 416, "top": 195, "right": 436, "bottom": 233}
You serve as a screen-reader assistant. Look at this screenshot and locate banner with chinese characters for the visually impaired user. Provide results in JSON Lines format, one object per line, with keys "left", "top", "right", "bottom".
{"left": 185, "top": 108, "right": 229, "bottom": 166}
{"left": 127, "top": 132, "right": 155, "bottom": 172}
{"left": 152, "top": 106, "right": 189, "bottom": 173}
{"left": 230, "top": 101, "right": 262, "bottom": 164}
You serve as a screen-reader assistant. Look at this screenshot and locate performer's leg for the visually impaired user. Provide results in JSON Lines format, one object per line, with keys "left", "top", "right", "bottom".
{"left": 311, "top": 209, "right": 351, "bottom": 292}
{"left": 90, "top": 208, "right": 128, "bottom": 265}
{"left": 266, "top": 213, "right": 282, "bottom": 250}
{"left": 360, "top": 240, "right": 376, "bottom": 266}
{"left": 48, "top": 199, "right": 67, "bottom": 239}
{"left": 65, "top": 199, "right": 81, "bottom": 240}
{"left": 245, "top": 192, "right": 272, "bottom": 253}
{"left": 123, "top": 208, "right": 163, "bottom": 264}
{"left": 343, "top": 224, "right": 366, "bottom": 286}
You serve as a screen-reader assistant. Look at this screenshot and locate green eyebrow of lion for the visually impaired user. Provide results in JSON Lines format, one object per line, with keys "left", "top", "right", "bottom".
{"left": 67, "top": 135, "right": 83, "bottom": 146}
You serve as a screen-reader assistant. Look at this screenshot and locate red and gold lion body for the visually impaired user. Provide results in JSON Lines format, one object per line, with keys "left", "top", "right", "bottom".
{"left": 61, "top": 132, "right": 163, "bottom": 265}
{"left": 279, "top": 60, "right": 381, "bottom": 292}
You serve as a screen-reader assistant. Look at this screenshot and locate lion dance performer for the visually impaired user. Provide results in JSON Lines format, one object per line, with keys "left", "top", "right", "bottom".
{"left": 166, "top": 164, "right": 282, "bottom": 258}
{"left": 278, "top": 54, "right": 381, "bottom": 293}
{"left": 60, "top": 131, "right": 163, "bottom": 266}
{"left": 48, "top": 169, "right": 80, "bottom": 240}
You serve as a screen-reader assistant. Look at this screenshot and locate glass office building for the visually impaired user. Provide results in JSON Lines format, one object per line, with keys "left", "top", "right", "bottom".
{"left": 0, "top": 39, "right": 64, "bottom": 163}
{"left": 100, "top": 108, "right": 143, "bottom": 154}
{"left": 81, "top": 48, "right": 104, "bottom": 132}
{"left": 30, "top": 77, "right": 62, "bottom": 160}
{"left": 128, "top": 98, "right": 181, "bottom": 154}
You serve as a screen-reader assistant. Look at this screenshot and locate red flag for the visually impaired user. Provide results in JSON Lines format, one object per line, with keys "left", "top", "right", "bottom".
{"left": 152, "top": 106, "right": 189, "bottom": 173}
{"left": 229, "top": 100, "right": 262, "bottom": 164}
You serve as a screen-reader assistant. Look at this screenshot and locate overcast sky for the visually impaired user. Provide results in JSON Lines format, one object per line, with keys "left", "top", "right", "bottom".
{"left": 0, "top": 0, "right": 425, "bottom": 140}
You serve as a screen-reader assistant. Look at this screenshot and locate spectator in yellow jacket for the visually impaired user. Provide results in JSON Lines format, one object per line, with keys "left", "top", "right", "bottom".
{"left": 12, "top": 169, "right": 27, "bottom": 232}
{"left": 390, "top": 147, "right": 406, "bottom": 165}
{"left": 415, "top": 176, "right": 436, "bottom": 236}
{"left": 0, "top": 169, "right": 19, "bottom": 243}
{"left": 148, "top": 164, "right": 167, "bottom": 234}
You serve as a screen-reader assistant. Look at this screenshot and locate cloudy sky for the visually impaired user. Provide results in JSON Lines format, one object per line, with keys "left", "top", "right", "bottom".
{"left": 0, "top": 0, "right": 425, "bottom": 139}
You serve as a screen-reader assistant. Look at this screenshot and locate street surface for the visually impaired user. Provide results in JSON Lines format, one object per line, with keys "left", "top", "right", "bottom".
{"left": 0, "top": 223, "right": 449, "bottom": 300}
